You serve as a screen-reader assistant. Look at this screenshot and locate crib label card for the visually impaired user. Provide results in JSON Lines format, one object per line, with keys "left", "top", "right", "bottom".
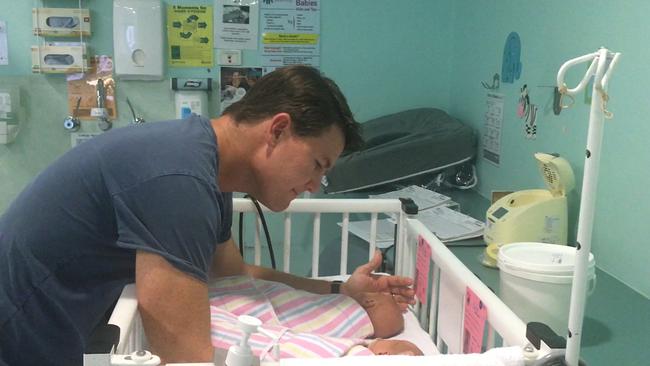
{"left": 415, "top": 236, "right": 431, "bottom": 304}
{"left": 463, "top": 287, "right": 488, "bottom": 354}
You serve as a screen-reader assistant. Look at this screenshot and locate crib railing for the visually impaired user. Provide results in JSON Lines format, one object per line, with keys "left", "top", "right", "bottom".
{"left": 235, "top": 197, "right": 530, "bottom": 352}
{"left": 233, "top": 197, "right": 411, "bottom": 277}
{"left": 102, "top": 197, "right": 544, "bottom": 363}
{"left": 400, "top": 218, "right": 529, "bottom": 354}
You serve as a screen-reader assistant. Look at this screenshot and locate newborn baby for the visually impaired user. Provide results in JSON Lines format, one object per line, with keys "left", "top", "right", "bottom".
{"left": 210, "top": 276, "right": 423, "bottom": 358}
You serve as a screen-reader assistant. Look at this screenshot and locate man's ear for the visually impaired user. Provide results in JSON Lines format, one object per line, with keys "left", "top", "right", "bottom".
{"left": 267, "top": 113, "right": 292, "bottom": 146}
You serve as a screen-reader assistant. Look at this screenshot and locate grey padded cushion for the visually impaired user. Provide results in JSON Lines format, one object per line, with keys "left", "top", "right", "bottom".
{"left": 324, "top": 108, "right": 476, "bottom": 193}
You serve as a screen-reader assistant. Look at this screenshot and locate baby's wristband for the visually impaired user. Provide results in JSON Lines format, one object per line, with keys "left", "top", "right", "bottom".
{"left": 330, "top": 280, "right": 343, "bottom": 294}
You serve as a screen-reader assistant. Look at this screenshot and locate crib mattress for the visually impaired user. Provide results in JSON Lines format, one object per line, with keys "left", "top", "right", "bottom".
{"left": 323, "top": 108, "right": 476, "bottom": 194}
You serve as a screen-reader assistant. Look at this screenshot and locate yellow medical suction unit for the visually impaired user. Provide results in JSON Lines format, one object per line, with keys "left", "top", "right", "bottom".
{"left": 482, "top": 152, "right": 575, "bottom": 267}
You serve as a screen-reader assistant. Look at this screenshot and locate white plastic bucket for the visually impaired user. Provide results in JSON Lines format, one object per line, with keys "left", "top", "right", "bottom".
{"left": 497, "top": 242, "right": 596, "bottom": 335}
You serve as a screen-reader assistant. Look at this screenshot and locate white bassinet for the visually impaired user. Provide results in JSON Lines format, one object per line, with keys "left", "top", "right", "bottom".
{"left": 86, "top": 198, "right": 566, "bottom": 366}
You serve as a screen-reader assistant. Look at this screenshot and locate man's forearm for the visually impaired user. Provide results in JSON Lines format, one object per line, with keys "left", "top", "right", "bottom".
{"left": 244, "top": 263, "right": 332, "bottom": 294}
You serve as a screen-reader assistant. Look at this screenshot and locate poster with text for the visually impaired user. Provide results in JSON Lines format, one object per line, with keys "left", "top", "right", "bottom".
{"left": 483, "top": 92, "right": 504, "bottom": 166}
{"left": 167, "top": 5, "right": 214, "bottom": 67}
{"left": 260, "top": 0, "right": 320, "bottom": 73}
{"left": 214, "top": 0, "right": 259, "bottom": 50}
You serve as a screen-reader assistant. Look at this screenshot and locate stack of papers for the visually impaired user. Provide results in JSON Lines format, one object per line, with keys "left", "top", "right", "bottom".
{"left": 345, "top": 185, "right": 485, "bottom": 245}
{"left": 341, "top": 219, "right": 396, "bottom": 249}
{"left": 369, "top": 185, "right": 452, "bottom": 211}
{"left": 416, "top": 205, "right": 485, "bottom": 242}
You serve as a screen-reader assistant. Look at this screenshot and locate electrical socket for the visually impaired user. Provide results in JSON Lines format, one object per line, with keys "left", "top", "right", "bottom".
{"left": 218, "top": 49, "right": 242, "bottom": 66}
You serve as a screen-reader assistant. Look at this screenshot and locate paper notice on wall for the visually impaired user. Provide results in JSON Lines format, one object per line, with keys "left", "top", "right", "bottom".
{"left": 260, "top": 0, "right": 320, "bottom": 74}
{"left": 168, "top": 5, "right": 214, "bottom": 67}
{"left": 482, "top": 92, "right": 504, "bottom": 166}
{"left": 214, "top": 0, "right": 259, "bottom": 50}
{"left": 0, "top": 21, "right": 8, "bottom": 65}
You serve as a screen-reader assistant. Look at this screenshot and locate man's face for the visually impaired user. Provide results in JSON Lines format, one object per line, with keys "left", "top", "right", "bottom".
{"left": 255, "top": 123, "right": 345, "bottom": 211}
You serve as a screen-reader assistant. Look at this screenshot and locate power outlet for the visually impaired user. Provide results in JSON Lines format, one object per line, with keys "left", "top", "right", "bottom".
{"left": 218, "top": 49, "right": 242, "bottom": 66}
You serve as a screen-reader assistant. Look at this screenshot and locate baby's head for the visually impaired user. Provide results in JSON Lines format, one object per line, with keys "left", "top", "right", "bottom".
{"left": 359, "top": 292, "right": 404, "bottom": 338}
{"left": 368, "top": 339, "right": 424, "bottom": 356}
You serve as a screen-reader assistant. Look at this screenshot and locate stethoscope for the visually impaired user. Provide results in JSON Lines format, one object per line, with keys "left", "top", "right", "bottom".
{"left": 238, "top": 195, "right": 277, "bottom": 270}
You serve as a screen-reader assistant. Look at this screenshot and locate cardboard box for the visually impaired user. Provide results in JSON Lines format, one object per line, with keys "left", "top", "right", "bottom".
{"left": 33, "top": 8, "right": 91, "bottom": 37}
{"left": 31, "top": 43, "right": 88, "bottom": 73}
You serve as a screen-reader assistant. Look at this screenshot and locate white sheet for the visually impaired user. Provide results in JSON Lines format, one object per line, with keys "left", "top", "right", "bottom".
{"left": 280, "top": 346, "right": 525, "bottom": 366}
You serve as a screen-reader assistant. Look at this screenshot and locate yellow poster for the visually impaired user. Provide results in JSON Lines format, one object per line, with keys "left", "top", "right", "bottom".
{"left": 167, "top": 5, "right": 213, "bottom": 67}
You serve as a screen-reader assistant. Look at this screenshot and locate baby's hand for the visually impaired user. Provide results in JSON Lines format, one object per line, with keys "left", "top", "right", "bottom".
{"left": 343, "top": 251, "right": 415, "bottom": 311}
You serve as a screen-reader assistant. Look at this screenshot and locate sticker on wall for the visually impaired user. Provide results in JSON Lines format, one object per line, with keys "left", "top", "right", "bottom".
{"left": 517, "top": 84, "right": 537, "bottom": 139}
{"left": 481, "top": 73, "right": 500, "bottom": 90}
{"left": 501, "top": 32, "right": 522, "bottom": 83}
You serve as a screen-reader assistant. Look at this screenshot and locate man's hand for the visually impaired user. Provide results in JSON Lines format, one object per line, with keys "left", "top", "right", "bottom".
{"left": 341, "top": 250, "right": 415, "bottom": 311}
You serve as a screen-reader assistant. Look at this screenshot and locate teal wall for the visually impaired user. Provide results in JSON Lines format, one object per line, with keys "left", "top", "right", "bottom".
{"left": 447, "top": 0, "right": 650, "bottom": 298}
{"left": 1, "top": 0, "right": 648, "bottom": 298}
{"left": 0, "top": 1, "right": 451, "bottom": 277}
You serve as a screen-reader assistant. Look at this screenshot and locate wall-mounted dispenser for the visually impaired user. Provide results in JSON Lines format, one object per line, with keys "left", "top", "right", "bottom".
{"left": 171, "top": 78, "right": 211, "bottom": 119}
{"left": 113, "top": 0, "right": 163, "bottom": 80}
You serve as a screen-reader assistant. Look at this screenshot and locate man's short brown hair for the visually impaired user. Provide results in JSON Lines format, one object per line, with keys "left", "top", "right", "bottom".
{"left": 222, "top": 65, "right": 363, "bottom": 153}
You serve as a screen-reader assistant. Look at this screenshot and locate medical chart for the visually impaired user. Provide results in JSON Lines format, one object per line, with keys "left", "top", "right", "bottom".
{"left": 214, "top": 0, "right": 259, "bottom": 50}
{"left": 0, "top": 21, "right": 8, "bottom": 65}
{"left": 483, "top": 92, "right": 504, "bottom": 166}
{"left": 260, "top": 0, "right": 320, "bottom": 73}
{"left": 167, "top": 5, "right": 214, "bottom": 67}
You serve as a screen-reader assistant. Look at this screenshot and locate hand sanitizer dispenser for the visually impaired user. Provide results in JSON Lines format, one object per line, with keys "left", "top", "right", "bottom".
{"left": 171, "top": 78, "right": 212, "bottom": 119}
{"left": 113, "top": 0, "right": 163, "bottom": 80}
{"left": 225, "top": 315, "right": 262, "bottom": 366}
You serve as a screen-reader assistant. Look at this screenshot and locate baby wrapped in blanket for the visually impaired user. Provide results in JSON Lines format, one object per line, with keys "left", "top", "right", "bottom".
{"left": 210, "top": 276, "right": 422, "bottom": 360}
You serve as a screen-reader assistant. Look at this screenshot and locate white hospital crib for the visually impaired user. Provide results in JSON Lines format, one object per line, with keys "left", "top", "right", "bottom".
{"left": 88, "top": 198, "right": 566, "bottom": 365}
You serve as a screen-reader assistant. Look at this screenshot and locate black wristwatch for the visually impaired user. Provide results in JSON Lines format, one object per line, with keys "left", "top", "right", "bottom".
{"left": 330, "top": 280, "right": 343, "bottom": 294}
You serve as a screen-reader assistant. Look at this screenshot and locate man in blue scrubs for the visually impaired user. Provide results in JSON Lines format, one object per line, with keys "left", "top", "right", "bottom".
{"left": 0, "top": 65, "right": 415, "bottom": 365}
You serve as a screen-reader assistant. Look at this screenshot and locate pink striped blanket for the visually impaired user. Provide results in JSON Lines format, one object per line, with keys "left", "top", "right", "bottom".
{"left": 209, "top": 276, "right": 375, "bottom": 359}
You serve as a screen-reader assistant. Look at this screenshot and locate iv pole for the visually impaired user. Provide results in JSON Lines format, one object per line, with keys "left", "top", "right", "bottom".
{"left": 556, "top": 47, "right": 621, "bottom": 366}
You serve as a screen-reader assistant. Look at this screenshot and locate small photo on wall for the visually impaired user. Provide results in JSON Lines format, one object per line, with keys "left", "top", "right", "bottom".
{"left": 219, "top": 67, "right": 262, "bottom": 111}
{"left": 223, "top": 5, "right": 250, "bottom": 24}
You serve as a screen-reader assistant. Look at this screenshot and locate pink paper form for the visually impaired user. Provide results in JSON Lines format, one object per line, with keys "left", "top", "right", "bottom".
{"left": 463, "top": 287, "right": 488, "bottom": 353}
{"left": 415, "top": 236, "right": 431, "bottom": 304}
